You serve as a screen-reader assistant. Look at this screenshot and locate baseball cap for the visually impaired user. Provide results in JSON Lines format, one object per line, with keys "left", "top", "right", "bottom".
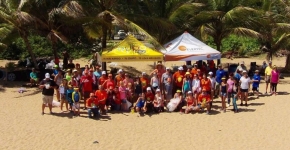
{"left": 118, "top": 69, "right": 123, "bottom": 73}
{"left": 208, "top": 72, "right": 213, "bottom": 75}
{"left": 142, "top": 72, "right": 146, "bottom": 75}
{"left": 54, "top": 65, "right": 59, "bottom": 68}
{"left": 45, "top": 73, "right": 50, "bottom": 78}
{"left": 188, "top": 91, "right": 192, "bottom": 94}
{"left": 255, "top": 70, "right": 259, "bottom": 73}
{"left": 166, "top": 67, "right": 170, "bottom": 70}
{"left": 156, "top": 89, "right": 160, "bottom": 92}
{"left": 242, "top": 70, "right": 247, "bottom": 73}
{"left": 222, "top": 77, "right": 226, "bottom": 80}
{"left": 238, "top": 68, "right": 243, "bottom": 71}
{"left": 185, "top": 72, "right": 190, "bottom": 75}
{"left": 146, "top": 87, "right": 151, "bottom": 91}
{"left": 102, "top": 71, "right": 106, "bottom": 75}
{"left": 178, "top": 66, "right": 183, "bottom": 70}
{"left": 240, "top": 61, "right": 245, "bottom": 64}
{"left": 73, "top": 69, "right": 77, "bottom": 72}
{"left": 176, "top": 90, "right": 181, "bottom": 93}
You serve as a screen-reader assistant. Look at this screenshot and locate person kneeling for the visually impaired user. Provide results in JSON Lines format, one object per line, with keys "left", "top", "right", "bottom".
{"left": 185, "top": 91, "right": 198, "bottom": 114}
{"left": 87, "top": 93, "right": 99, "bottom": 118}
{"left": 197, "top": 88, "right": 211, "bottom": 115}
{"left": 135, "top": 93, "right": 147, "bottom": 116}
{"left": 153, "top": 89, "right": 164, "bottom": 113}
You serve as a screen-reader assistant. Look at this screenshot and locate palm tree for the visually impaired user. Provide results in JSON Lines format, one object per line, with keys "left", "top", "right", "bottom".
{"left": 185, "top": 0, "right": 261, "bottom": 64}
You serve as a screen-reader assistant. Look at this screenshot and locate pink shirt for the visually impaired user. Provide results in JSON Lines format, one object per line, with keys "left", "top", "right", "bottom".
{"left": 227, "top": 79, "right": 234, "bottom": 92}
{"left": 119, "top": 86, "right": 127, "bottom": 100}
{"left": 123, "top": 78, "right": 134, "bottom": 87}
{"left": 271, "top": 70, "right": 279, "bottom": 83}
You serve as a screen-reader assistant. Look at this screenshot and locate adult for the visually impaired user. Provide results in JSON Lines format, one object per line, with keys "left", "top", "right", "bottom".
{"left": 54, "top": 70, "right": 63, "bottom": 102}
{"left": 200, "top": 73, "right": 211, "bottom": 95}
{"left": 30, "top": 68, "right": 38, "bottom": 86}
{"left": 161, "top": 67, "right": 173, "bottom": 102}
{"left": 172, "top": 66, "right": 185, "bottom": 93}
{"left": 191, "top": 64, "right": 198, "bottom": 77}
{"left": 71, "top": 69, "right": 80, "bottom": 87}
{"left": 234, "top": 68, "right": 243, "bottom": 82}
{"left": 87, "top": 93, "right": 99, "bottom": 118}
{"left": 62, "top": 51, "right": 69, "bottom": 69}
{"left": 264, "top": 61, "right": 273, "bottom": 94}
{"left": 226, "top": 74, "right": 235, "bottom": 106}
{"left": 82, "top": 65, "right": 89, "bottom": 76}
{"left": 220, "top": 77, "right": 227, "bottom": 112}
{"left": 150, "top": 72, "right": 159, "bottom": 93}
{"left": 140, "top": 72, "right": 150, "bottom": 92}
{"left": 235, "top": 61, "right": 248, "bottom": 73}
{"left": 67, "top": 59, "right": 75, "bottom": 70}
{"left": 64, "top": 69, "right": 72, "bottom": 82}
{"left": 215, "top": 64, "right": 226, "bottom": 98}
{"left": 39, "top": 73, "right": 57, "bottom": 115}
{"left": 93, "top": 65, "right": 102, "bottom": 90}
{"left": 150, "top": 62, "right": 165, "bottom": 90}
{"left": 270, "top": 65, "right": 279, "bottom": 95}
{"left": 99, "top": 71, "right": 108, "bottom": 88}
{"left": 239, "top": 71, "right": 251, "bottom": 106}
{"left": 89, "top": 68, "right": 97, "bottom": 91}
{"left": 81, "top": 70, "right": 94, "bottom": 109}
{"left": 115, "top": 69, "right": 125, "bottom": 87}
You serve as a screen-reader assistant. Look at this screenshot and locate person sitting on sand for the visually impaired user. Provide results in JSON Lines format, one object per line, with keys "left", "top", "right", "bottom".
{"left": 39, "top": 73, "right": 58, "bottom": 115}
{"left": 145, "top": 87, "right": 155, "bottom": 112}
{"left": 185, "top": 91, "right": 197, "bottom": 114}
{"left": 30, "top": 68, "right": 38, "bottom": 86}
{"left": 173, "top": 90, "right": 184, "bottom": 112}
{"left": 72, "top": 88, "right": 81, "bottom": 116}
{"left": 59, "top": 79, "right": 69, "bottom": 112}
{"left": 153, "top": 89, "right": 164, "bottom": 113}
{"left": 135, "top": 93, "right": 147, "bottom": 116}
{"left": 87, "top": 93, "right": 99, "bottom": 118}
{"left": 95, "top": 85, "right": 107, "bottom": 115}
{"left": 197, "top": 88, "right": 211, "bottom": 115}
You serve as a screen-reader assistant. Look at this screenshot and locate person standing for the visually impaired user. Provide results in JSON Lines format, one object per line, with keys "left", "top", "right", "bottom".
{"left": 270, "top": 65, "right": 279, "bottom": 95}
{"left": 115, "top": 69, "right": 125, "bottom": 87}
{"left": 161, "top": 67, "right": 173, "bottom": 102}
{"left": 239, "top": 71, "right": 251, "bottom": 106}
{"left": 173, "top": 66, "right": 185, "bottom": 93}
{"left": 182, "top": 72, "right": 192, "bottom": 97}
{"left": 54, "top": 70, "right": 63, "bottom": 102}
{"left": 208, "top": 72, "right": 216, "bottom": 102}
{"left": 81, "top": 70, "right": 94, "bottom": 109}
{"left": 252, "top": 70, "right": 261, "bottom": 98}
{"left": 264, "top": 61, "right": 273, "bottom": 94}
{"left": 215, "top": 64, "right": 226, "bottom": 98}
{"left": 30, "top": 68, "right": 38, "bottom": 87}
{"left": 62, "top": 51, "right": 69, "bottom": 69}
{"left": 67, "top": 59, "right": 75, "bottom": 70}
{"left": 140, "top": 72, "right": 150, "bottom": 92}
{"left": 39, "top": 73, "right": 58, "bottom": 115}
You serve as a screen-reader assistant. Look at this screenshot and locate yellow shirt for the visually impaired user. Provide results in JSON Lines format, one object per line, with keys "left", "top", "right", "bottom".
{"left": 265, "top": 66, "right": 273, "bottom": 76}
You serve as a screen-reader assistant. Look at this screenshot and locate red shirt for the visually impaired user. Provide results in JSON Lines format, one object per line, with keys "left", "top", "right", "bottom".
{"left": 145, "top": 92, "right": 154, "bottom": 102}
{"left": 99, "top": 76, "right": 107, "bottom": 86}
{"left": 114, "top": 92, "right": 121, "bottom": 105}
{"left": 173, "top": 71, "right": 185, "bottom": 87}
{"left": 95, "top": 90, "right": 107, "bottom": 104}
{"left": 86, "top": 97, "right": 99, "bottom": 107}
{"left": 140, "top": 77, "right": 149, "bottom": 90}
{"left": 81, "top": 75, "right": 93, "bottom": 92}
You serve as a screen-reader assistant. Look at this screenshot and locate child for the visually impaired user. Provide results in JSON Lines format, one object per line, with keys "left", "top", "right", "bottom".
{"left": 150, "top": 72, "right": 159, "bottom": 93}
{"left": 60, "top": 79, "right": 69, "bottom": 112}
{"left": 185, "top": 91, "right": 196, "bottom": 114}
{"left": 220, "top": 77, "right": 227, "bottom": 112}
{"left": 153, "top": 89, "right": 164, "bottom": 113}
{"left": 66, "top": 85, "right": 74, "bottom": 112}
{"left": 252, "top": 70, "right": 261, "bottom": 98}
{"left": 135, "top": 93, "right": 147, "bottom": 116}
{"left": 72, "top": 88, "right": 81, "bottom": 116}
{"left": 113, "top": 87, "right": 121, "bottom": 111}
{"left": 86, "top": 93, "right": 99, "bottom": 118}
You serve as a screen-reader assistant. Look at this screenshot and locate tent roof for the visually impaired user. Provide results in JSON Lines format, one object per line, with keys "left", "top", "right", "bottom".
{"left": 162, "top": 32, "right": 221, "bottom": 61}
{"left": 102, "top": 35, "right": 163, "bottom": 62}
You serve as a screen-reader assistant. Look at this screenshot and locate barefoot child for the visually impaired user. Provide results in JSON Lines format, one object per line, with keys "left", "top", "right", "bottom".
{"left": 135, "top": 93, "right": 147, "bottom": 116}
{"left": 72, "top": 88, "right": 81, "bottom": 116}
{"left": 60, "top": 79, "right": 69, "bottom": 112}
{"left": 220, "top": 77, "right": 227, "bottom": 112}
{"left": 66, "top": 85, "right": 74, "bottom": 112}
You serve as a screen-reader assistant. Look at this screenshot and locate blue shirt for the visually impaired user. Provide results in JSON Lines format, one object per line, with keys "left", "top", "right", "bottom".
{"left": 252, "top": 74, "right": 261, "bottom": 87}
{"left": 216, "top": 69, "right": 225, "bottom": 83}
{"left": 234, "top": 73, "right": 241, "bottom": 82}
{"left": 93, "top": 71, "right": 101, "bottom": 79}
{"left": 53, "top": 69, "right": 59, "bottom": 75}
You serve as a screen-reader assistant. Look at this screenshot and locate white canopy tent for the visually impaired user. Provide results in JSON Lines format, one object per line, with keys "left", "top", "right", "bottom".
{"left": 162, "top": 32, "right": 221, "bottom": 61}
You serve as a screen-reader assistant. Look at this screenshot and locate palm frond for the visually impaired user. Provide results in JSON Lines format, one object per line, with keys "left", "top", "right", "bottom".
{"left": 49, "top": 1, "right": 85, "bottom": 21}
{"left": 231, "top": 27, "right": 261, "bottom": 38}
{"left": 47, "top": 30, "right": 68, "bottom": 44}
{"left": 274, "top": 33, "right": 290, "bottom": 49}
{"left": 224, "top": 6, "right": 260, "bottom": 22}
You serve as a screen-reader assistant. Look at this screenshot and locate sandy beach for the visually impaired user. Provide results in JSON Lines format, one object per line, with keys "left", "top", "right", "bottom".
{"left": 1, "top": 57, "right": 290, "bottom": 150}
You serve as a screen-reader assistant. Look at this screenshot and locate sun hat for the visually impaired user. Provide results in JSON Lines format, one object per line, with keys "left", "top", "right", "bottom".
{"left": 102, "top": 71, "right": 106, "bottom": 75}
{"left": 74, "top": 87, "right": 79, "bottom": 90}
{"left": 178, "top": 66, "right": 183, "bottom": 71}
{"left": 45, "top": 73, "right": 50, "bottom": 79}
{"left": 208, "top": 72, "right": 213, "bottom": 75}
{"left": 185, "top": 72, "right": 190, "bottom": 75}
{"left": 176, "top": 90, "right": 181, "bottom": 93}
{"left": 146, "top": 87, "right": 151, "bottom": 91}
{"left": 222, "top": 77, "right": 226, "bottom": 80}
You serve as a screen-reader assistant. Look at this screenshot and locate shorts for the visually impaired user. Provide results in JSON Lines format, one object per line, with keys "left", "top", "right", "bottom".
{"left": 240, "top": 89, "right": 248, "bottom": 93}
{"left": 31, "top": 78, "right": 38, "bottom": 82}
{"left": 121, "top": 99, "right": 127, "bottom": 104}
{"left": 220, "top": 92, "right": 227, "bottom": 96}
{"left": 265, "top": 76, "right": 270, "bottom": 83}
{"left": 83, "top": 91, "right": 90, "bottom": 100}
{"left": 252, "top": 87, "right": 259, "bottom": 91}
{"left": 152, "top": 86, "right": 158, "bottom": 90}
{"left": 60, "top": 93, "right": 66, "bottom": 101}
{"left": 72, "top": 102, "right": 80, "bottom": 110}
{"left": 42, "top": 95, "right": 53, "bottom": 104}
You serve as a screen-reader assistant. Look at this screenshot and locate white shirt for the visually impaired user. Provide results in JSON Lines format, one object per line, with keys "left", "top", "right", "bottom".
{"left": 240, "top": 76, "right": 251, "bottom": 89}
{"left": 208, "top": 77, "right": 216, "bottom": 89}
{"left": 192, "top": 79, "right": 201, "bottom": 88}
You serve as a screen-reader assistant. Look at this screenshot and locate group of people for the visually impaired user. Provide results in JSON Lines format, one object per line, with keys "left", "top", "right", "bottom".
{"left": 36, "top": 60, "right": 280, "bottom": 117}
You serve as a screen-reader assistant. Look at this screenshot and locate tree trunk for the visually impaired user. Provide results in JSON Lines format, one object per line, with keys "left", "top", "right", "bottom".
{"left": 52, "top": 41, "right": 58, "bottom": 65}
{"left": 216, "top": 41, "right": 221, "bottom": 65}
{"left": 284, "top": 53, "right": 290, "bottom": 71}
{"left": 101, "top": 25, "right": 107, "bottom": 71}
{"left": 22, "top": 34, "right": 38, "bottom": 69}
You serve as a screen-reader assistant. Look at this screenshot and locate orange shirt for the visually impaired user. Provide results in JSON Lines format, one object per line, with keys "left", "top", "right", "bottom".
{"left": 173, "top": 72, "right": 185, "bottom": 87}
{"left": 200, "top": 78, "right": 211, "bottom": 91}
{"left": 95, "top": 90, "right": 108, "bottom": 104}
{"left": 86, "top": 97, "right": 99, "bottom": 107}
{"left": 198, "top": 94, "right": 211, "bottom": 103}
{"left": 186, "top": 97, "right": 195, "bottom": 106}
{"left": 115, "top": 75, "right": 124, "bottom": 87}
{"left": 191, "top": 68, "right": 198, "bottom": 76}
{"left": 99, "top": 76, "right": 107, "bottom": 86}
{"left": 140, "top": 77, "right": 149, "bottom": 90}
